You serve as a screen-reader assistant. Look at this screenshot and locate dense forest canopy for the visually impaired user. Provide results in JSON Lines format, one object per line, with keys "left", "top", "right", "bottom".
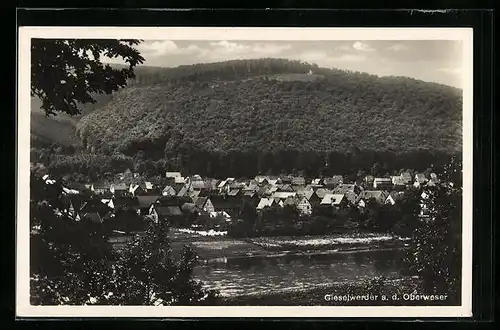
{"left": 77, "top": 58, "right": 462, "bottom": 156}
{"left": 31, "top": 58, "right": 463, "bottom": 179}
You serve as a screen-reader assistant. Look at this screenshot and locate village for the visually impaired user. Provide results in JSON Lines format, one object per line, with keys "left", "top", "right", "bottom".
{"left": 40, "top": 168, "right": 441, "bottom": 238}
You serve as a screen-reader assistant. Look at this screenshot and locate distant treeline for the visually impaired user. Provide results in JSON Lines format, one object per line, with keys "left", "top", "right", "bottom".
{"left": 32, "top": 143, "right": 459, "bottom": 182}
{"left": 126, "top": 58, "right": 320, "bottom": 85}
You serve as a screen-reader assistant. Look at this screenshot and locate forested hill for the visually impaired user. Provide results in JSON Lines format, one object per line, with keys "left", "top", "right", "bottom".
{"left": 31, "top": 93, "right": 114, "bottom": 146}
{"left": 76, "top": 58, "right": 462, "bottom": 159}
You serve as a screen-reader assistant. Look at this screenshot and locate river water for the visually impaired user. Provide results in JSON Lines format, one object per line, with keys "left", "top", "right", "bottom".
{"left": 194, "top": 249, "right": 404, "bottom": 297}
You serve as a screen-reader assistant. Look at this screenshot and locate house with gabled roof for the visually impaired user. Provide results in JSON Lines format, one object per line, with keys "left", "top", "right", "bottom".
{"left": 373, "top": 178, "right": 393, "bottom": 190}
{"left": 129, "top": 183, "right": 142, "bottom": 196}
{"left": 270, "top": 192, "right": 297, "bottom": 201}
{"left": 136, "top": 195, "right": 161, "bottom": 216}
{"left": 430, "top": 173, "right": 439, "bottom": 181}
{"left": 400, "top": 172, "right": 413, "bottom": 184}
{"left": 60, "top": 194, "right": 86, "bottom": 221}
{"left": 192, "top": 196, "right": 215, "bottom": 213}
{"left": 110, "top": 183, "right": 129, "bottom": 197}
{"left": 315, "top": 188, "right": 334, "bottom": 200}
{"left": 181, "top": 202, "right": 198, "bottom": 215}
{"left": 156, "top": 195, "right": 193, "bottom": 207}
{"left": 302, "top": 189, "right": 321, "bottom": 206}
{"left": 311, "top": 178, "right": 322, "bottom": 185}
{"left": 385, "top": 191, "right": 405, "bottom": 205}
{"left": 113, "top": 196, "right": 140, "bottom": 213}
{"left": 79, "top": 198, "right": 113, "bottom": 224}
{"left": 357, "top": 190, "right": 389, "bottom": 207}
{"left": 166, "top": 171, "right": 182, "bottom": 179}
{"left": 162, "top": 185, "right": 177, "bottom": 196}
{"left": 291, "top": 176, "right": 306, "bottom": 186}
{"left": 227, "top": 188, "right": 242, "bottom": 197}
{"left": 267, "top": 178, "right": 282, "bottom": 186}
{"left": 91, "top": 183, "right": 110, "bottom": 195}
{"left": 257, "top": 197, "right": 274, "bottom": 210}
{"left": 210, "top": 195, "right": 242, "bottom": 217}
{"left": 150, "top": 205, "right": 184, "bottom": 224}
{"left": 174, "top": 176, "right": 186, "bottom": 184}
{"left": 189, "top": 180, "right": 209, "bottom": 192}
{"left": 392, "top": 176, "right": 406, "bottom": 190}
{"left": 333, "top": 183, "right": 361, "bottom": 195}
{"left": 206, "top": 178, "right": 220, "bottom": 190}
{"left": 364, "top": 175, "right": 375, "bottom": 186}
{"left": 294, "top": 196, "right": 313, "bottom": 215}
{"left": 244, "top": 182, "right": 259, "bottom": 192}
{"left": 323, "top": 175, "right": 343, "bottom": 188}
{"left": 177, "top": 186, "right": 189, "bottom": 197}
{"left": 277, "top": 184, "right": 294, "bottom": 192}
{"left": 189, "top": 190, "right": 201, "bottom": 199}
{"left": 320, "top": 193, "right": 347, "bottom": 208}
{"left": 254, "top": 175, "right": 269, "bottom": 185}
{"left": 413, "top": 173, "right": 428, "bottom": 188}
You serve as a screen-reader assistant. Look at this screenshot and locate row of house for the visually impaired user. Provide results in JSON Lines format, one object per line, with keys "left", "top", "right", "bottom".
{"left": 57, "top": 170, "right": 441, "bottom": 225}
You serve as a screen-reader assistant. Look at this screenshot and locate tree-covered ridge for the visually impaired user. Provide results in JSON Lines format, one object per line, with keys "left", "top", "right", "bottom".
{"left": 124, "top": 58, "right": 320, "bottom": 85}
{"left": 77, "top": 58, "right": 462, "bottom": 157}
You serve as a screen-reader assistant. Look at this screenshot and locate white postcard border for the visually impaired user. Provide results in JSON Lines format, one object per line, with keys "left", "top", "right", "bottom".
{"left": 16, "top": 27, "right": 474, "bottom": 318}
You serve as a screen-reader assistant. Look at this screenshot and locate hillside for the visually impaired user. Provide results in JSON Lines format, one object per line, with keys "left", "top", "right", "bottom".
{"left": 30, "top": 93, "right": 114, "bottom": 146}
{"left": 76, "top": 58, "right": 463, "bottom": 158}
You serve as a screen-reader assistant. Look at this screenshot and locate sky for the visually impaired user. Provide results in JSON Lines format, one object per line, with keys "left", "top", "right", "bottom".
{"left": 108, "top": 39, "right": 464, "bottom": 88}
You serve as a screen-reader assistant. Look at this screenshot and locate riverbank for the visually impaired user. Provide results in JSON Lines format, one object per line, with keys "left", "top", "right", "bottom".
{"left": 218, "top": 277, "right": 460, "bottom": 306}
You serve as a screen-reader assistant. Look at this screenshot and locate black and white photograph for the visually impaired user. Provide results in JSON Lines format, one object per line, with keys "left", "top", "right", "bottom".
{"left": 17, "top": 27, "right": 473, "bottom": 318}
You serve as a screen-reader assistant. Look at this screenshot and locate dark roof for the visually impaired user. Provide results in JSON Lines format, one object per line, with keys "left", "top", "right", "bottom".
{"left": 181, "top": 203, "right": 198, "bottom": 213}
{"left": 92, "top": 183, "right": 109, "bottom": 190}
{"left": 136, "top": 195, "right": 160, "bottom": 208}
{"left": 112, "top": 183, "right": 128, "bottom": 191}
{"left": 61, "top": 194, "right": 85, "bottom": 211}
{"left": 323, "top": 176, "right": 343, "bottom": 186}
{"left": 80, "top": 199, "right": 111, "bottom": 217}
{"left": 401, "top": 172, "right": 412, "bottom": 179}
{"left": 177, "top": 186, "right": 189, "bottom": 197}
{"left": 393, "top": 177, "right": 405, "bottom": 185}
{"left": 65, "top": 182, "right": 89, "bottom": 191}
{"left": 162, "top": 185, "right": 177, "bottom": 193}
{"left": 155, "top": 206, "right": 183, "bottom": 217}
{"left": 114, "top": 197, "right": 140, "bottom": 208}
{"left": 388, "top": 191, "right": 405, "bottom": 201}
{"left": 210, "top": 195, "right": 240, "bottom": 209}
{"left": 315, "top": 188, "right": 333, "bottom": 199}
{"left": 279, "top": 175, "right": 292, "bottom": 183}
{"left": 278, "top": 184, "right": 294, "bottom": 192}
{"left": 227, "top": 189, "right": 241, "bottom": 196}
{"left": 243, "top": 191, "right": 257, "bottom": 198}
{"left": 191, "top": 181, "right": 208, "bottom": 189}
{"left": 333, "top": 184, "right": 357, "bottom": 194}
{"left": 172, "top": 183, "right": 185, "bottom": 193}
{"left": 358, "top": 190, "right": 389, "bottom": 203}
{"left": 303, "top": 190, "right": 315, "bottom": 200}
{"left": 283, "top": 196, "right": 300, "bottom": 206}
{"left": 84, "top": 212, "right": 103, "bottom": 224}
{"left": 291, "top": 177, "right": 306, "bottom": 185}
{"left": 194, "top": 197, "right": 208, "bottom": 209}
{"left": 157, "top": 195, "right": 192, "bottom": 207}
{"left": 190, "top": 190, "right": 201, "bottom": 198}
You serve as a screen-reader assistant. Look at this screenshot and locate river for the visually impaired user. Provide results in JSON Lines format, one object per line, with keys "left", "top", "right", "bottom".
{"left": 194, "top": 248, "right": 404, "bottom": 297}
